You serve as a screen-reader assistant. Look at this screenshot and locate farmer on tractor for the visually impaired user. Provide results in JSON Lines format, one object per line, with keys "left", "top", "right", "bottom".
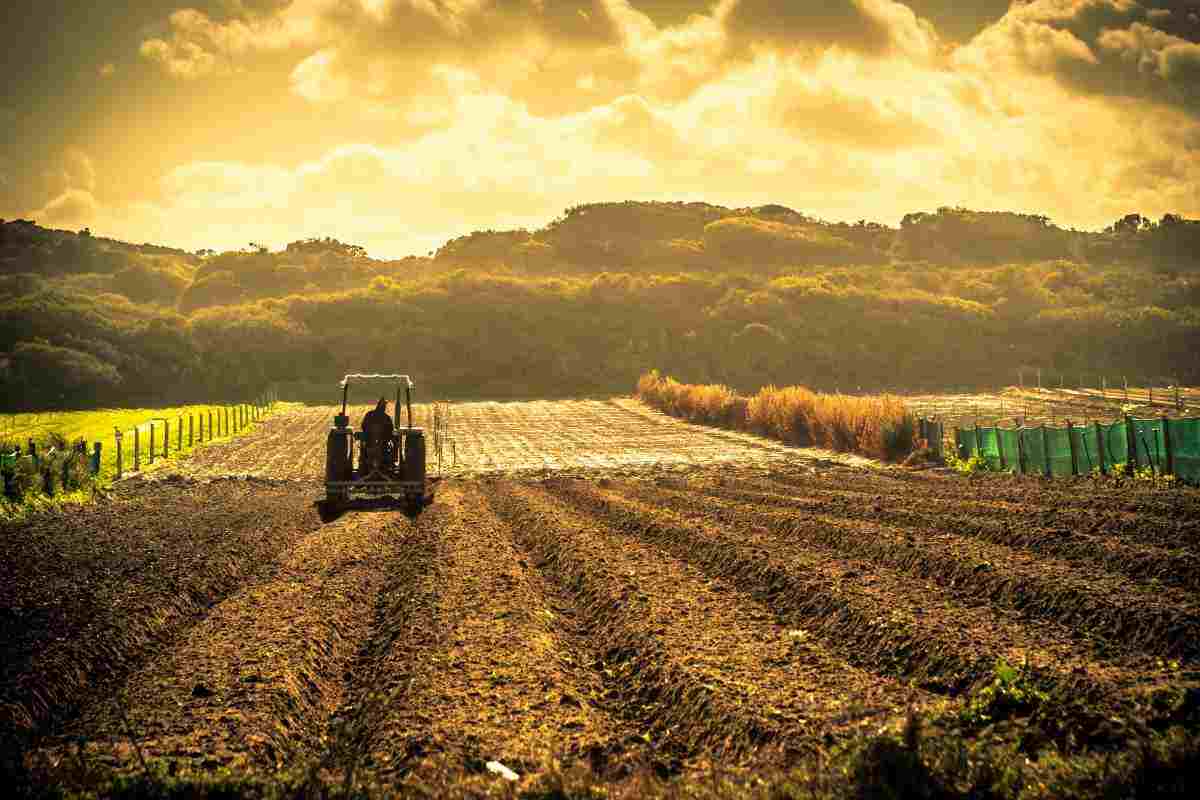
{"left": 359, "top": 397, "right": 396, "bottom": 473}
{"left": 361, "top": 397, "right": 395, "bottom": 440}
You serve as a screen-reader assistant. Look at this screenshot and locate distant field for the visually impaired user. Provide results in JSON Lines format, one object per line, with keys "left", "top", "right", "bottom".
{"left": 0, "top": 403, "right": 278, "bottom": 480}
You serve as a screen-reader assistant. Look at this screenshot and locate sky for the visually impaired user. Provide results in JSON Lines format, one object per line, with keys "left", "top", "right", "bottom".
{"left": 1, "top": 0, "right": 1198, "bottom": 258}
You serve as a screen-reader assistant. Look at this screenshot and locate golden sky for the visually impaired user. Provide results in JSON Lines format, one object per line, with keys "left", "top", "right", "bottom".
{"left": 1, "top": 0, "right": 1198, "bottom": 257}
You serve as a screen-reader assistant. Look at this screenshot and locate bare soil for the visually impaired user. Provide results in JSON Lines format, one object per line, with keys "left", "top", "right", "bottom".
{"left": 5, "top": 398, "right": 1198, "bottom": 795}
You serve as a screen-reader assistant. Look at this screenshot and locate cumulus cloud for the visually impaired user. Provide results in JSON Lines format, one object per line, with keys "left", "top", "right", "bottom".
{"left": 960, "top": 1, "right": 1200, "bottom": 115}
{"left": 720, "top": 0, "right": 940, "bottom": 60}
{"left": 57, "top": 0, "right": 1191, "bottom": 255}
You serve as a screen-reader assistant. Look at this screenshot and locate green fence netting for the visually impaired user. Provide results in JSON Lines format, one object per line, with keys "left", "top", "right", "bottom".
{"left": 1132, "top": 419, "right": 1165, "bottom": 473}
{"left": 1167, "top": 418, "right": 1200, "bottom": 484}
{"left": 946, "top": 416, "right": 1200, "bottom": 483}
{"left": 1042, "top": 426, "right": 1073, "bottom": 477}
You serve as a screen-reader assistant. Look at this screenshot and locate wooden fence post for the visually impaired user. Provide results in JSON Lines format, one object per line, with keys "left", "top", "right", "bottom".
{"left": 133, "top": 426, "right": 140, "bottom": 472}
{"left": 1041, "top": 424, "right": 1052, "bottom": 477}
{"left": 114, "top": 430, "right": 123, "bottom": 479}
{"left": 177, "top": 417, "right": 183, "bottom": 451}
{"left": 1067, "top": 420, "right": 1079, "bottom": 476}
{"left": 92, "top": 442, "right": 102, "bottom": 475}
{"left": 996, "top": 425, "right": 1007, "bottom": 471}
{"left": 208, "top": 411, "right": 213, "bottom": 441}
{"left": 189, "top": 415, "right": 194, "bottom": 447}
{"left": 163, "top": 420, "right": 170, "bottom": 459}
{"left": 148, "top": 423, "right": 155, "bottom": 464}
{"left": 225, "top": 407, "right": 230, "bottom": 437}
{"left": 1095, "top": 421, "right": 1106, "bottom": 475}
{"left": 1125, "top": 414, "right": 1138, "bottom": 475}
{"left": 1163, "top": 415, "right": 1175, "bottom": 477}
{"left": 1015, "top": 421, "right": 1026, "bottom": 475}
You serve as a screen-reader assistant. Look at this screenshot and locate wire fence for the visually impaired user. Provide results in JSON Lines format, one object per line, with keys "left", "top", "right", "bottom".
{"left": 1, "top": 388, "right": 279, "bottom": 502}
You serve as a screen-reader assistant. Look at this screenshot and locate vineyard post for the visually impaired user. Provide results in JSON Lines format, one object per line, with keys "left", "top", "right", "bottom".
{"left": 1040, "top": 424, "right": 1052, "bottom": 477}
{"left": 1095, "top": 421, "right": 1106, "bottom": 475}
{"left": 148, "top": 423, "right": 155, "bottom": 464}
{"left": 1124, "top": 414, "right": 1138, "bottom": 476}
{"left": 208, "top": 411, "right": 213, "bottom": 442}
{"left": 177, "top": 417, "right": 182, "bottom": 451}
{"left": 133, "top": 427, "right": 140, "bottom": 472}
{"left": 1014, "top": 421, "right": 1023, "bottom": 474}
{"left": 189, "top": 415, "right": 194, "bottom": 447}
{"left": 1162, "top": 415, "right": 1175, "bottom": 477}
{"left": 163, "top": 419, "right": 170, "bottom": 459}
{"left": 114, "top": 429, "right": 123, "bottom": 479}
{"left": 1067, "top": 420, "right": 1079, "bottom": 476}
{"left": 996, "top": 425, "right": 1007, "bottom": 471}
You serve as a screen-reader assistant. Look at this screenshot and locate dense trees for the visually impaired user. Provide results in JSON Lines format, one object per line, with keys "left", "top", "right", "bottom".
{"left": 1, "top": 203, "right": 1198, "bottom": 410}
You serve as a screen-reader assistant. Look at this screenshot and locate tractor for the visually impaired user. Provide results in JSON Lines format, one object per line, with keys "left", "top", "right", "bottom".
{"left": 324, "top": 374, "right": 438, "bottom": 513}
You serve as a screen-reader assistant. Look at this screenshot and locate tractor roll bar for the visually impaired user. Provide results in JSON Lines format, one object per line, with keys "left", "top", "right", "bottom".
{"left": 339, "top": 374, "right": 416, "bottom": 429}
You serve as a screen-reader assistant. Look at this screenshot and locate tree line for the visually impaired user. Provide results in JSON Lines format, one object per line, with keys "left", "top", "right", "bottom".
{"left": 1, "top": 202, "right": 1198, "bottom": 410}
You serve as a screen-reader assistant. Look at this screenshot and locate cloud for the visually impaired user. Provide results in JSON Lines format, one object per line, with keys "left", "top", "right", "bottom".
{"left": 720, "top": 0, "right": 940, "bottom": 60}
{"left": 32, "top": 189, "right": 100, "bottom": 229}
{"left": 960, "top": 1, "right": 1200, "bottom": 115}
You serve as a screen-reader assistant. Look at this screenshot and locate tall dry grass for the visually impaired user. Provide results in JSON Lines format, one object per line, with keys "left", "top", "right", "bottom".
{"left": 636, "top": 370, "right": 915, "bottom": 461}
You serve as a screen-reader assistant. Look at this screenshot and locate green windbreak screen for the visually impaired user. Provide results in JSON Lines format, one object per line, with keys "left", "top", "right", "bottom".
{"left": 977, "top": 427, "right": 1002, "bottom": 471}
{"left": 997, "top": 429, "right": 1022, "bottom": 473}
{"left": 956, "top": 429, "right": 977, "bottom": 460}
{"left": 1168, "top": 418, "right": 1200, "bottom": 484}
{"left": 1097, "top": 422, "right": 1128, "bottom": 468}
{"left": 1043, "top": 426, "right": 1074, "bottom": 476}
{"left": 1021, "top": 428, "right": 1046, "bottom": 475}
{"left": 1132, "top": 419, "right": 1166, "bottom": 472}
{"left": 1075, "top": 426, "right": 1100, "bottom": 473}
{"left": 0, "top": 452, "right": 16, "bottom": 471}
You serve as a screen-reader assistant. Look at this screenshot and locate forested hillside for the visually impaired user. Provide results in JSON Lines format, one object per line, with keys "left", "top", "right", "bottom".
{"left": 2, "top": 203, "right": 1198, "bottom": 410}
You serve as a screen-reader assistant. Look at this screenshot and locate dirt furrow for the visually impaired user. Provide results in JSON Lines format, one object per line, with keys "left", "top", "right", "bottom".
{"left": 768, "top": 467, "right": 1200, "bottom": 524}
{"left": 614, "top": 481, "right": 1200, "bottom": 662}
{"left": 36, "top": 508, "right": 409, "bottom": 778}
{"left": 340, "top": 484, "right": 646, "bottom": 787}
{"left": 684, "top": 480, "right": 1200, "bottom": 592}
{"left": 544, "top": 478, "right": 1178, "bottom": 704}
{"left": 765, "top": 471, "right": 1200, "bottom": 555}
{"left": 487, "top": 481, "right": 934, "bottom": 769}
{"left": 0, "top": 481, "right": 321, "bottom": 738}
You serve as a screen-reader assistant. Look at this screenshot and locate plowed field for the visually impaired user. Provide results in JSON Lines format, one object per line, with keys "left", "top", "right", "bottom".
{"left": 4, "top": 399, "right": 1199, "bottom": 798}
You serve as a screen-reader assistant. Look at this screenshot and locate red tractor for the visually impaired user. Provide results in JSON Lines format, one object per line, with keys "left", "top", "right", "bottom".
{"left": 324, "top": 374, "right": 437, "bottom": 513}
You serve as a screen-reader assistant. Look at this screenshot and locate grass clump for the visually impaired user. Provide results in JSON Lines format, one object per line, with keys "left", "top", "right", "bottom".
{"left": 637, "top": 371, "right": 916, "bottom": 461}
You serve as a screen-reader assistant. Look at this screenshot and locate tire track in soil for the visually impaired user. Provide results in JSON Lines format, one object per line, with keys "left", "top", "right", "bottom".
{"left": 334, "top": 483, "right": 652, "bottom": 788}
{"left": 686, "top": 479, "right": 1200, "bottom": 593}
{"left": 757, "top": 470, "right": 1200, "bottom": 554}
{"left": 39, "top": 507, "right": 410, "bottom": 777}
{"left": 615, "top": 482, "right": 1200, "bottom": 662}
{"left": 1, "top": 481, "right": 321, "bottom": 738}
{"left": 486, "top": 481, "right": 935, "bottom": 771}
{"left": 544, "top": 478, "right": 1179, "bottom": 705}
